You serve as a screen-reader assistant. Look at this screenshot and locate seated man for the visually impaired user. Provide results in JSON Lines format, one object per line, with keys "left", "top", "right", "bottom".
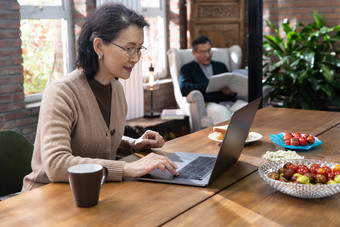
{"left": 179, "top": 35, "right": 247, "bottom": 124}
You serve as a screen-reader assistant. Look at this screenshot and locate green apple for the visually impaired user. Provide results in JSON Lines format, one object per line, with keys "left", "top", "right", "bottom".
{"left": 334, "top": 175, "right": 340, "bottom": 183}
{"left": 296, "top": 175, "right": 310, "bottom": 184}
{"left": 291, "top": 173, "right": 302, "bottom": 182}
{"left": 327, "top": 180, "right": 336, "bottom": 185}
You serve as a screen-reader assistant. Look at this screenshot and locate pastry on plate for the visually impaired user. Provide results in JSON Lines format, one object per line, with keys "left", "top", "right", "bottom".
{"left": 213, "top": 125, "right": 252, "bottom": 141}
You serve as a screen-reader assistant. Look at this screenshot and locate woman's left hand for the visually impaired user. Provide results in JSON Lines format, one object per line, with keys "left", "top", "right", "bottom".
{"left": 131, "top": 130, "right": 165, "bottom": 152}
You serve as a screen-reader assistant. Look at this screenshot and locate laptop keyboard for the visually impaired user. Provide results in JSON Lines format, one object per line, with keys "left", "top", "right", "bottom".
{"left": 177, "top": 156, "right": 216, "bottom": 180}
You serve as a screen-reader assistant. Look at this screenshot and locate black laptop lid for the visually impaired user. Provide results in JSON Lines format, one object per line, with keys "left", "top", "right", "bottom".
{"left": 208, "top": 97, "right": 261, "bottom": 184}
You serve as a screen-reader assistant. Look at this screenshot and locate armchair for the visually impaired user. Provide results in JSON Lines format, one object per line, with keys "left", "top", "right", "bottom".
{"left": 167, "top": 45, "right": 244, "bottom": 132}
{"left": 0, "top": 130, "right": 33, "bottom": 200}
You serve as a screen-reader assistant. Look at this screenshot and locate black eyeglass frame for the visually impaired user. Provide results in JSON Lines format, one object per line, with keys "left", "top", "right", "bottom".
{"left": 110, "top": 41, "right": 147, "bottom": 56}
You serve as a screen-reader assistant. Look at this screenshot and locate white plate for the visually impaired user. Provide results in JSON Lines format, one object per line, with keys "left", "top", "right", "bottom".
{"left": 208, "top": 131, "right": 262, "bottom": 143}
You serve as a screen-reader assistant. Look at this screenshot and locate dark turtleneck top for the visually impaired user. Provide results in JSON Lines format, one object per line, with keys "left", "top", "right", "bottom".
{"left": 87, "top": 77, "right": 112, "bottom": 128}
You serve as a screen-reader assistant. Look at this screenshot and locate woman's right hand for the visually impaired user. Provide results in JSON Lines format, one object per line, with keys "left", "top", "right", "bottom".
{"left": 122, "top": 153, "right": 179, "bottom": 178}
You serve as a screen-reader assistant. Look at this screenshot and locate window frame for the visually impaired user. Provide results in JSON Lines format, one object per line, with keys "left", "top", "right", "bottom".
{"left": 20, "top": 0, "right": 73, "bottom": 104}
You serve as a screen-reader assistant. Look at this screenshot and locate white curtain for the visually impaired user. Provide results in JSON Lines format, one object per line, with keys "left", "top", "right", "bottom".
{"left": 96, "top": 0, "right": 144, "bottom": 120}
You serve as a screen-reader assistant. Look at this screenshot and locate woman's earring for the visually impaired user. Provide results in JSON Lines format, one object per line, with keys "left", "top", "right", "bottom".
{"left": 98, "top": 54, "right": 102, "bottom": 60}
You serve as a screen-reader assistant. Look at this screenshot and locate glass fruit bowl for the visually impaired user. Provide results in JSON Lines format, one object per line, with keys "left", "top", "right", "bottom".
{"left": 258, "top": 159, "right": 340, "bottom": 199}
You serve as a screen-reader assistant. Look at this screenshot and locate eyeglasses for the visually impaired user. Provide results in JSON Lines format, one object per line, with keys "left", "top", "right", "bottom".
{"left": 110, "top": 42, "right": 147, "bottom": 57}
{"left": 196, "top": 49, "right": 212, "bottom": 56}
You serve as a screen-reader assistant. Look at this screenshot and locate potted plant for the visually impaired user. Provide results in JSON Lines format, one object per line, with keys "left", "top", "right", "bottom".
{"left": 262, "top": 11, "right": 340, "bottom": 111}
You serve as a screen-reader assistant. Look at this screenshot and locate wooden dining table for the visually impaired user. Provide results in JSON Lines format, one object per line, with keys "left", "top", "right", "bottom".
{"left": 1, "top": 107, "right": 340, "bottom": 226}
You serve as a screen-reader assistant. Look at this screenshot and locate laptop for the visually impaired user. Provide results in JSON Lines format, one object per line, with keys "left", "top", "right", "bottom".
{"left": 136, "top": 97, "right": 262, "bottom": 187}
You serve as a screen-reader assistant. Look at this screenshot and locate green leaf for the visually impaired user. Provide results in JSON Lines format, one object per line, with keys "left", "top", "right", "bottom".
{"left": 301, "top": 25, "right": 313, "bottom": 34}
{"left": 320, "top": 84, "right": 332, "bottom": 97}
{"left": 282, "top": 19, "right": 292, "bottom": 34}
{"left": 264, "top": 35, "right": 283, "bottom": 54}
{"left": 265, "top": 20, "right": 274, "bottom": 29}
{"left": 313, "top": 11, "right": 326, "bottom": 28}
{"left": 324, "top": 54, "right": 340, "bottom": 67}
{"left": 320, "top": 64, "right": 334, "bottom": 82}
{"left": 298, "top": 70, "right": 309, "bottom": 83}
{"left": 332, "top": 80, "right": 340, "bottom": 89}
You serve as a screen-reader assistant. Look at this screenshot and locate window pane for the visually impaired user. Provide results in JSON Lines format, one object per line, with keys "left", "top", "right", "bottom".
{"left": 141, "top": 0, "right": 160, "bottom": 9}
{"left": 18, "top": 0, "right": 62, "bottom": 6}
{"left": 142, "top": 16, "right": 166, "bottom": 77}
{"left": 20, "top": 19, "right": 64, "bottom": 95}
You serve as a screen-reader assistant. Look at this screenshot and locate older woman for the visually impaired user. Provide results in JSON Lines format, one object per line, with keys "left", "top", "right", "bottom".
{"left": 22, "top": 3, "right": 178, "bottom": 192}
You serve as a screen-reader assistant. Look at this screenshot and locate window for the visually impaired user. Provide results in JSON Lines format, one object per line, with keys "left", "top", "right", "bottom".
{"left": 141, "top": 0, "right": 167, "bottom": 78}
{"left": 19, "top": 0, "right": 73, "bottom": 103}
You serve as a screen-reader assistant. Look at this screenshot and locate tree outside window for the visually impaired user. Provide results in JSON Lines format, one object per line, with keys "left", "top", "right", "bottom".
{"left": 19, "top": 0, "right": 72, "bottom": 100}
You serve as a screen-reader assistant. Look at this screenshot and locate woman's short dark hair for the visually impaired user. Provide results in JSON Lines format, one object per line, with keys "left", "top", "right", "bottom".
{"left": 75, "top": 3, "right": 149, "bottom": 78}
{"left": 191, "top": 35, "right": 212, "bottom": 52}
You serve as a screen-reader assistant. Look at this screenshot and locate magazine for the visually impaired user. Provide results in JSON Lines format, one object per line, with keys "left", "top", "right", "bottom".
{"left": 161, "top": 109, "right": 185, "bottom": 120}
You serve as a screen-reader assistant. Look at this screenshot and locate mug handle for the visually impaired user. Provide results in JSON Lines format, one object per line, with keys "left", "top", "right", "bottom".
{"left": 101, "top": 166, "right": 108, "bottom": 187}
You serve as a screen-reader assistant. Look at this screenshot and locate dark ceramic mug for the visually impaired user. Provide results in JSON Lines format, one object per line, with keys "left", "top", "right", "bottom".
{"left": 67, "top": 163, "right": 108, "bottom": 207}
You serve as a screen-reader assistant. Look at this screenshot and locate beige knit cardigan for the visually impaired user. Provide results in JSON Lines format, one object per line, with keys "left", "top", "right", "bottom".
{"left": 22, "top": 69, "right": 135, "bottom": 192}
